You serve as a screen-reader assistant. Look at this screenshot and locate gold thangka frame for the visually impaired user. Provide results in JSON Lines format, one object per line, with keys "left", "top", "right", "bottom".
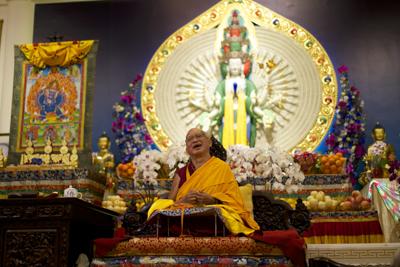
{"left": 142, "top": 0, "right": 337, "bottom": 152}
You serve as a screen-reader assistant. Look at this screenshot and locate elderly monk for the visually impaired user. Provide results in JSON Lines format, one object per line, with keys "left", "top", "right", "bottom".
{"left": 148, "top": 128, "right": 259, "bottom": 235}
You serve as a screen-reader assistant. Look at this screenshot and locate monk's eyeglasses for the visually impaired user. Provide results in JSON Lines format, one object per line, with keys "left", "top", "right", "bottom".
{"left": 185, "top": 133, "right": 206, "bottom": 143}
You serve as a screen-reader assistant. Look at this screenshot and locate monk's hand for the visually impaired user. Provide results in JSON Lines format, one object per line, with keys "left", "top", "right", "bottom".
{"left": 192, "top": 191, "right": 217, "bottom": 205}
{"left": 176, "top": 191, "right": 199, "bottom": 205}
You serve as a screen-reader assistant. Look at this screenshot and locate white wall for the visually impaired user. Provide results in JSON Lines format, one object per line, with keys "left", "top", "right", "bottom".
{"left": 0, "top": 0, "right": 35, "bottom": 141}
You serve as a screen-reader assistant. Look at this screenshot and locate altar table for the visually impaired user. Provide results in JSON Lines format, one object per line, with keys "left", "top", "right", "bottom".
{"left": 0, "top": 197, "right": 118, "bottom": 267}
{"left": 303, "top": 210, "right": 384, "bottom": 244}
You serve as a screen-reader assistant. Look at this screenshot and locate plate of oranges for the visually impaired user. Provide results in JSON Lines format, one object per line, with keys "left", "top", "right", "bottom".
{"left": 319, "top": 153, "right": 346, "bottom": 174}
{"left": 117, "top": 162, "right": 136, "bottom": 179}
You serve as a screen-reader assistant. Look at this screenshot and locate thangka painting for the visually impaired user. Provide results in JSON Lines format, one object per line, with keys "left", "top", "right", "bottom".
{"left": 7, "top": 40, "right": 98, "bottom": 166}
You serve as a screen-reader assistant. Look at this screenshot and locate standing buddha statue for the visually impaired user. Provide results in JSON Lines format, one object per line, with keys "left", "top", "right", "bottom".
{"left": 92, "top": 132, "right": 116, "bottom": 197}
{"left": 0, "top": 148, "right": 5, "bottom": 168}
{"left": 364, "top": 122, "right": 396, "bottom": 179}
{"left": 93, "top": 132, "right": 115, "bottom": 175}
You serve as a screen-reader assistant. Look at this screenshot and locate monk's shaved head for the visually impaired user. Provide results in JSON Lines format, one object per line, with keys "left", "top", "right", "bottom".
{"left": 185, "top": 128, "right": 211, "bottom": 157}
{"left": 185, "top": 128, "right": 210, "bottom": 142}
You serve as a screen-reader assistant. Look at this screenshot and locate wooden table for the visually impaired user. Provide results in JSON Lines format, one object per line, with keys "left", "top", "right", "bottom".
{"left": 0, "top": 197, "right": 118, "bottom": 267}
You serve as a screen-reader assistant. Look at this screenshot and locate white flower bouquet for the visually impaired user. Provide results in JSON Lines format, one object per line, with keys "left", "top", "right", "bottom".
{"left": 131, "top": 146, "right": 189, "bottom": 206}
{"left": 162, "top": 143, "right": 189, "bottom": 178}
{"left": 226, "top": 144, "right": 304, "bottom": 193}
{"left": 132, "top": 143, "right": 305, "bottom": 199}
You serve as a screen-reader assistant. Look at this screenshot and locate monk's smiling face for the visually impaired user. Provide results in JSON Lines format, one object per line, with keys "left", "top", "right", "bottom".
{"left": 185, "top": 128, "right": 211, "bottom": 157}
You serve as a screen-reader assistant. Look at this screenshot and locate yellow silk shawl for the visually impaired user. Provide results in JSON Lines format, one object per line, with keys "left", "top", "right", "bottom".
{"left": 148, "top": 156, "right": 259, "bottom": 235}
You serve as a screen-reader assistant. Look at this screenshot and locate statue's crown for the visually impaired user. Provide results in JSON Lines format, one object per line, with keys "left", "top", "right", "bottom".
{"left": 220, "top": 10, "right": 250, "bottom": 63}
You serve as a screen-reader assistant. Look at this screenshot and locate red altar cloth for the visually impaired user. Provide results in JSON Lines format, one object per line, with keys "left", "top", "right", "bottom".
{"left": 303, "top": 210, "right": 384, "bottom": 244}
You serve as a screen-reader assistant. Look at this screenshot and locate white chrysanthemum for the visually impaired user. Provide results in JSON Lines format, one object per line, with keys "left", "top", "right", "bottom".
{"left": 286, "top": 184, "right": 299, "bottom": 194}
{"left": 294, "top": 171, "right": 305, "bottom": 182}
{"left": 278, "top": 157, "right": 291, "bottom": 169}
{"left": 272, "top": 182, "right": 285, "bottom": 191}
{"left": 262, "top": 167, "right": 273, "bottom": 178}
{"left": 285, "top": 177, "right": 292, "bottom": 185}
{"left": 134, "top": 143, "right": 305, "bottom": 192}
{"left": 254, "top": 164, "right": 267, "bottom": 176}
{"left": 243, "top": 148, "right": 259, "bottom": 162}
{"left": 255, "top": 153, "right": 268, "bottom": 164}
{"left": 242, "top": 161, "right": 253, "bottom": 171}
{"left": 166, "top": 157, "right": 177, "bottom": 169}
{"left": 132, "top": 149, "right": 165, "bottom": 187}
{"left": 272, "top": 163, "right": 283, "bottom": 182}
{"left": 161, "top": 143, "right": 189, "bottom": 178}
{"left": 143, "top": 170, "right": 158, "bottom": 180}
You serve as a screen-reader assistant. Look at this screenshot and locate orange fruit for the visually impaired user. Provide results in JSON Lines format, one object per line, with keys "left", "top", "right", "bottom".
{"left": 121, "top": 164, "right": 128, "bottom": 171}
{"left": 320, "top": 156, "right": 328, "bottom": 164}
{"left": 336, "top": 152, "right": 343, "bottom": 158}
{"left": 127, "top": 168, "right": 134, "bottom": 175}
{"left": 335, "top": 160, "right": 342, "bottom": 167}
{"left": 330, "top": 165, "right": 337, "bottom": 174}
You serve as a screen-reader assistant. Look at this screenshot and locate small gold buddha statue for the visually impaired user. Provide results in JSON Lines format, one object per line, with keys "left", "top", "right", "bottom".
{"left": 364, "top": 122, "right": 395, "bottom": 179}
{"left": 0, "top": 148, "right": 5, "bottom": 168}
{"left": 92, "top": 132, "right": 115, "bottom": 176}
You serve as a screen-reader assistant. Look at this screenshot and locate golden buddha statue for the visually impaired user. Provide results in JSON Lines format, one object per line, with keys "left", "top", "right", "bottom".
{"left": 364, "top": 122, "right": 396, "bottom": 179}
{"left": 92, "top": 132, "right": 115, "bottom": 176}
{"left": 93, "top": 133, "right": 116, "bottom": 198}
{"left": 0, "top": 148, "right": 5, "bottom": 168}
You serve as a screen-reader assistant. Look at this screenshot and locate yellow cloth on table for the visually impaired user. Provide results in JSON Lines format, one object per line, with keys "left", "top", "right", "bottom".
{"left": 148, "top": 157, "right": 259, "bottom": 235}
